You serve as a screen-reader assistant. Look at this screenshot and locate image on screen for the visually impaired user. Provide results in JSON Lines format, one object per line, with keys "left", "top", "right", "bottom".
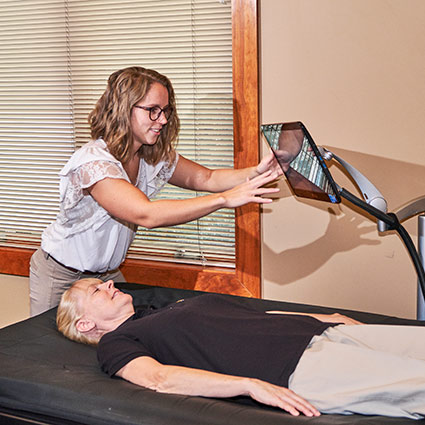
{"left": 261, "top": 122, "right": 340, "bottom": 203}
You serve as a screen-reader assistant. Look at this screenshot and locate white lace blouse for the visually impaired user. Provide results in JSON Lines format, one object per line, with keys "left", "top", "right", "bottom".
{"left": 42, "top": 139, "right": 178, "bottom": 272}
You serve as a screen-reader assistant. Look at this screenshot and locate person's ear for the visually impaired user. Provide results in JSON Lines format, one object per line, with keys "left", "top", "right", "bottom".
{"left": 76, "top": 318, "right": 96, "bottom": 334}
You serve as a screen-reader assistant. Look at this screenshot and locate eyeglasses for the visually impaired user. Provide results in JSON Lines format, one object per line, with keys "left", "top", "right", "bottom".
{"left": 134, "top": 105, "right": 173, "bottom": 121}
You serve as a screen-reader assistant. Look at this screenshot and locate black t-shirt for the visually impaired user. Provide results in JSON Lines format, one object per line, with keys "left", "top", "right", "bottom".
{"left": 97, "top": 294, "right": 334, "bottom": 387}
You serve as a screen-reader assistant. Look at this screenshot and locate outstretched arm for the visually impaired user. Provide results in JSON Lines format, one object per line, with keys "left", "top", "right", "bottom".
{"left": 116, "top": 356, "right": 320, "bottom": 417}
{"left": 266, "top": 311, "right": 362, "bottom": 325}
{"left": 168, "top": 153, "right": 283, "bottom": 193}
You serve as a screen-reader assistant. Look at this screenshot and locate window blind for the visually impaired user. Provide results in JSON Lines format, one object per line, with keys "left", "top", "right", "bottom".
{"left": 0, "top": 0, "right": 235, "bottom": 267}
{"left": 0, "top": 0, "right": 75, "bottom": 247}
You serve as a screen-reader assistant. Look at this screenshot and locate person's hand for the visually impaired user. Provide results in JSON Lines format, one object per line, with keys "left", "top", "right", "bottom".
{"left": 318, "top": 313, "right": 362, "bottom": 325}
{"left": 305, "top": 312, "right": 363, "bottom": 325}
{"left": 247, "top": 378, "right": 320, "bottom": 417}
{"left": 221, "top": 170, "right": 280, "bottom": 208}
{"left": 255, "top": 153, "right": 284, "bottom": 177}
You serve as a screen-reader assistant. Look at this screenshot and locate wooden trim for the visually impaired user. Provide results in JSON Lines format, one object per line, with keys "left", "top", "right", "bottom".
{"left": 0, "top": 248, "right": 255, "bottom": 298}
{"left": 0, "top": 247, "right": 33, "bottom": 277}
{"left": 121, "top": 259, "right": 253, "bottom": 297}
{"left": 0, "top": 0, "right": 261, "bottom": 298}
{"left": 232, "top": 0, "right": 261, "bottom": 297}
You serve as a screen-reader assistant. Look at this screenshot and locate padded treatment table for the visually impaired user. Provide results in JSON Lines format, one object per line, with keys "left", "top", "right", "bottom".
{"left": 0, "top": 283, "right": 424, "bottom": 425}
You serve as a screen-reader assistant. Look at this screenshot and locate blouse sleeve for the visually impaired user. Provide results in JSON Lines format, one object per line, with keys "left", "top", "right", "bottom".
{"left": 77, "top": 160, "right": 124, "bottom": 188}
{"left": 63, "top": 160, "right": 126, "bottom": 211}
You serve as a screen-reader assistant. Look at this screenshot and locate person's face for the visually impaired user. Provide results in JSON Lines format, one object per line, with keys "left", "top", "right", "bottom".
{"left": 130, "top": 82, "right": 170, "bottom": 148}
{"left": 74, "top": 279, "right": 134, "bottom": 329}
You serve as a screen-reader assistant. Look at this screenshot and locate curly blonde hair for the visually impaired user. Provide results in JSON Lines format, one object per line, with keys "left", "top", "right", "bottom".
{"left": 56, "top": 278, "right": 101, "bottom": 346}
{"left": 88, "top": 66, "right": 179, "bottom": 165}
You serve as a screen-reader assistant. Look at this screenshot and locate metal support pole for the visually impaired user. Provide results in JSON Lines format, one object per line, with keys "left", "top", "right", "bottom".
{"left": 418, "top": 215, "right": 425, "bottom": 320}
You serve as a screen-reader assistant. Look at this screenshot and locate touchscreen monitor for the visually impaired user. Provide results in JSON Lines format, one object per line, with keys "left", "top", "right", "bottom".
{"left": 261, "top": 121, "right": 341, "bottom": 203}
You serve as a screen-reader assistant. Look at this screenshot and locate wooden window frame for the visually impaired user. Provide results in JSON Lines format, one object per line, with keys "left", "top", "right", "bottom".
{"left": 0, "top": 0, "right": 261, "bottom": 298}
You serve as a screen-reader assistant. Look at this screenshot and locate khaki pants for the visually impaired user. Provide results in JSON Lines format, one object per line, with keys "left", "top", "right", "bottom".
{"left": 289, "top": 324, "right": 425, "bottom": 419}
{"left": 30, "top": 247, "right": 126, "bottom": 317}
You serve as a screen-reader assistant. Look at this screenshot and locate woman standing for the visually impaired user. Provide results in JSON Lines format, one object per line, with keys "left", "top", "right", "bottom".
{"left": 30, "top": 66, "right": 281, "bottom": 316}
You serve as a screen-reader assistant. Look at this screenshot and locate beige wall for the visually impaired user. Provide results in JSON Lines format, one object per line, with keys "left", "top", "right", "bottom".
{"left": 260, "top": 0, "right": 425, "bottom": 318}
{"left": 0, "top": 274, "right": 29, "bottom": 328}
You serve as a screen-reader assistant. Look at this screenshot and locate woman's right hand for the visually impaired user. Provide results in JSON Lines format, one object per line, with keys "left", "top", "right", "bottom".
{"left": 221, "top": 170, "right": 280, "bottom": 208}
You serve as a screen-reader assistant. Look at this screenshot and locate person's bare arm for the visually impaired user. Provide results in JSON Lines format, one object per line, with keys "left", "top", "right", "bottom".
{"left": 168, "top": 154, "right": 282, "bottom": 193}
{"left": 266, "top": 311, "right": 362, "bottom": 325}
{"left": 116, "top": 356, "right": 320, "bottom": 417}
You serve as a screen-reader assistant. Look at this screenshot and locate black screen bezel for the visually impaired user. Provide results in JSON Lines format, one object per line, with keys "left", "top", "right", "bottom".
{"left": 262, "top": 121, "right": 341, "bottom": 204}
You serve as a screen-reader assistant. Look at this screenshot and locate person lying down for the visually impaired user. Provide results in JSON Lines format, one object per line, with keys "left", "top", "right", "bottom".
{"left": 57, "top": 278, "right": 425, "bottom": 419}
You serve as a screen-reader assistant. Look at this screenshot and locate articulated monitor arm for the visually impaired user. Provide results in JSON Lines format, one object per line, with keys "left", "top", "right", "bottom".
{"left": 319, "top": 147, "right": 425, "bottom": 225}
{"left": 319, "top": 147, "right": 425, "bottom": 319}
{"left": 319, "top": 147, "right": 389, "bottom": 231}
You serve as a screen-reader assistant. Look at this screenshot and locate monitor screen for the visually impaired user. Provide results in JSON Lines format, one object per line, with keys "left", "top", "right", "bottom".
{"left": 261, "top": 121, "right": 341, "bottom": 203}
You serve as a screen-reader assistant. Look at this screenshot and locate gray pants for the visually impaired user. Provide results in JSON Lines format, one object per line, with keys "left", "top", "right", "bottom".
{"left": 29, "top": 247, "right": 126, "bottom": 317}
{"left": 289, "top": 324, "right": 425, "bottom": 419}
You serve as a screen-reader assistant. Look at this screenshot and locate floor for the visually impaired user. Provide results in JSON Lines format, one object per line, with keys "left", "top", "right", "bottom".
{"left": 0, "top": 274, "right": 30, "bottom": 329}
